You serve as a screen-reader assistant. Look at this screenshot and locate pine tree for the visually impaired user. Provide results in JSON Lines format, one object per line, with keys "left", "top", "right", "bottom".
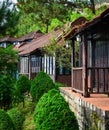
{"left": 0, "top": 0, "right": 19, "bottom": 37}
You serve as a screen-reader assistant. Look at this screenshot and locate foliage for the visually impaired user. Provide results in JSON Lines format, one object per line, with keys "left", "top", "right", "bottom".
{"left": 12, "top": 86, "right": 24, "bottom": 107}
{"left": 30, "top": 71, "right": 55, "bottom": 102}
{"left": 8, "top": 108, "right": 25, "bottom": 130}
{"left": 0, "top": 0, "right": 20, "bottom": 36}
{"left": 17, "top": 0, "right": 73, "bottom": 33}
{"left": 90, "top": 112, "right": 101, "bottom": 130}
{"left": 55, "top": 82, "right": 66, "bottom": 88}
{"left": 34, "top": 89, "right": 79, "bottom": 130}
{"left": 16, "top": 99, "right": 36, "bottom": 130}
{"left": 16, "top": 75, "right": 31, "bottom": 94}
{"left": 16, "top": 100, "right": 36, "bottom": 115}
{"left": 43, "top": 37, "right": 72, "bottom": 68}
{"left": 0, "top": 75, "right": 14, "bottom": 110}
{"left": 0, "top": 46, "right": 18, "bottom": 76}
{"left": 0, "top": 109, "right": 15, "bottom": 130}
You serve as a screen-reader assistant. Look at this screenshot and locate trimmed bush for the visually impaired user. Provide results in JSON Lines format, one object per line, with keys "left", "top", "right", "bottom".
{"left": 8, "top": 108, "right": 25, "bottom": 130}
{"left": 34, "top": 89, "right": 79, "bottom": 130}
{"left": 0, "top": 109, "right": 15, "bottom": 130}
{"left": 30, "top": 71, "right": 55, "bottom": 102}
{"left": 16, "top": 75, "right": 31, "bottom": 94}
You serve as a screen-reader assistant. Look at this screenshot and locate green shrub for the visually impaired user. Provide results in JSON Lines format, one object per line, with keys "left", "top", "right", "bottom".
{"left": 30, "top": 71, "right": 55, "bottom": 102}
{"left": 0, "top": 109, "right": 15, "bottom": 130}
{"left": 55, "top": 82, "right": 66, "bottom": 88}
{"left": 8, "top": 108, "right": 25, "bottom": 130}
{"left": 16, "top": 75, "right": 31, "bottom": 94}
{"left": 0, "top": 75, "right": 14, "bottom": 110}
{"left": 34, "top": 89, "right": 79, "bottom": 130}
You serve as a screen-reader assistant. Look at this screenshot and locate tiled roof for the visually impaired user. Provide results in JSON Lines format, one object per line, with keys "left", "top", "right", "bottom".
{"left": 63, "top": 17, "right": 87, "bottom": 39}
{"left": 0, "top": 36, "right": 17, "bottom": 43}
{"left": 18, "top": 29, "right": 63, "bottom": 55}
{"left": 16, "top": 30, "right": 43, "bottom": 42}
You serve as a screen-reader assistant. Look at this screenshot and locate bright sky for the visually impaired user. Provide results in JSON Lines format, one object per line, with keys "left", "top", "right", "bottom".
{"left": 0, "top": 0, "right": 17, "bottom": 3}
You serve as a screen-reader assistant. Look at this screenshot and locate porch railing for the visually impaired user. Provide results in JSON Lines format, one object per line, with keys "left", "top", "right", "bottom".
{"left": 88, "top": 67, "right": 109, "bottom": 94}
{"left": 72, "top": 67, "right": 83, "bottom": 94}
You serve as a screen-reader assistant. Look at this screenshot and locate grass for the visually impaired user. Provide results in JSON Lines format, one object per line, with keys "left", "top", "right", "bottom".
{"left": 15, "top": 95, "right": 36, "bottom": 130}
{"left": 23, "top": 113, "right": 35, "bottom": 130}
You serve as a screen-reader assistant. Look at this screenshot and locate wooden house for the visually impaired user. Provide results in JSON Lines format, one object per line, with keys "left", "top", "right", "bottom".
{"left": 15, "top": 17, "right": 87, "bottom": 86}
{"left": 17, "top": 29, "right": 72, "bottom": 85}
{"left": 16, "top": 29, "right": 64, "bottom": 83}
{"left": 64, "top": 8, "right": 109, "bottom": 96}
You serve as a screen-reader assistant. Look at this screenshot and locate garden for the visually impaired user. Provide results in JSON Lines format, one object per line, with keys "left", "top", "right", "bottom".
{"left": 0, "top": 70, "right": 79, "bottom": 130}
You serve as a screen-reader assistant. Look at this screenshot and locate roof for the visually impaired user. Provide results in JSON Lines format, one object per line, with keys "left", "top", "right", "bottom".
{"left": 64, "top": 8, "right": 109, "bottom": 39}
{"left": 17, "top": 29, "right": 63, "bottom": 55}
{"left": 0, "top": 30, "right": 43, "bottom": 43}
{"left": 78, "top": 8, "right": 109, "bottom": 32}
{"left": 63, "top": 17, "right": 87, "bottom": 39}
{"left": 0, "top": 36, "right": 17, "bottom": 43}
{"left": 16, "top": 30, "right": 43, "bottom": 42}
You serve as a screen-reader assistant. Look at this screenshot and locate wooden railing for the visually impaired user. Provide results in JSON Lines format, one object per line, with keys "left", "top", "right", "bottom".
{"left": 88, "top": 67, "right": 109, "bottom": 94}
{"left": 72, "top": 67, "right": 83, "bottom": 94}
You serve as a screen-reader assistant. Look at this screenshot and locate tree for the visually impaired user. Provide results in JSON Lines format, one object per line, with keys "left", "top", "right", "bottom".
{"left": 0, "top": 0, "right": 20, "bottom": 37}
{"left": 0, "top": 74, "right": 14, "bottom": 110}
{"left": 0, "top": 46, "right": 18, "bottom": 76}
{"left": 16, "top": 0, "right": 76, "bottom": 33}
{"left": 43, "top": 37, "right": 72, "bottom": 69}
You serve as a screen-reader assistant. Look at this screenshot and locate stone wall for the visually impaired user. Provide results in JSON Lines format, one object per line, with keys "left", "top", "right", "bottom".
{"left": 59, "top": 87, "right": 109, "bottom": 130}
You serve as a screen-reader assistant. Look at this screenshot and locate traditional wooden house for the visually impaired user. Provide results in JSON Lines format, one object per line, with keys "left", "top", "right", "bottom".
{"left": 64, "top": 8, "right": 109, "bottom": 96}
{"left": 17, "top": 29, "right": 65, "bottom": 83}
{"left": 15, "top": 17, "right": 87, "bottom": 86}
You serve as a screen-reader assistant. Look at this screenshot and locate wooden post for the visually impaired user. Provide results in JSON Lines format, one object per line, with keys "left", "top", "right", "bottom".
{"left": 71, "top": 39, "right": 74, "bottom": 89}
{"left": 82, "top": 34, "right": 90, "bottom": 97}
{"left": 53, "top": 55, "right": 56, "bottom": 82}
{"left": 29, "top": 55, "right": 31, "bottom": 79}
{"left": 44, "top": 54, "right": 47, "bottom": 73}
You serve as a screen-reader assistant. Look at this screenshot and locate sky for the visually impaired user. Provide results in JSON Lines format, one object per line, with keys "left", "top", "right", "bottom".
{"left": 0, "top": 0, "right": 17, "bottom": 3}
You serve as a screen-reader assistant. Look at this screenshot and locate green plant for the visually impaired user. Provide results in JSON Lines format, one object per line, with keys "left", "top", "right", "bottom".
{"left": 16, "top": 75, "right": 31, "bottom": 94}
{"left": 34, "top": 89, "right": 79, "bottom": 130}
{"left": 30, "top": 71, "right": 55, "bottom": 102}
{"left": 8, "top": 108, "right": 25, "bottom": 130}
{"left": 55, "top": 82, "right": 66, "bottom": 88}
{"left": 0, "top": 109, "right": 15, "bottom": 130}
{"left": 0, "top": 74, "right": 14, "bottom": 110}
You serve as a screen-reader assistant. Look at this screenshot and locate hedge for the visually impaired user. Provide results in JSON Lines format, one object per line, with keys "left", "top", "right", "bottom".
{"left": 34, "top": 89, "right": 79, "bottom": 130}
{"left": 0, "top": 109, "right": 15, "bottom": 130}
{"left": 30, "top": 71, "right": 55, "bottom": 102}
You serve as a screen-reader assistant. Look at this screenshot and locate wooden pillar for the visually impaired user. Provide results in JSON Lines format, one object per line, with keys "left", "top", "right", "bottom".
{"left": 71, "top": 39, "right": 74, "bottom": 89}
{"left": 82, "top": 34, "right": 89, "bottom": 97}
{"left": 53, "top": 54, "right": 56, "bottom": 82}
{"left": 44, "top": 54, "right": 47, "bottom": 73}
{"left": 29, "top": 55, "right": 31, "bottom": 79}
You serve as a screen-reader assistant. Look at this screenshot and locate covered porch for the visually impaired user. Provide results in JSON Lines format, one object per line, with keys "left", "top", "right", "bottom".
{"left": 66, "top": 8, "right": 109, "bottom": 97}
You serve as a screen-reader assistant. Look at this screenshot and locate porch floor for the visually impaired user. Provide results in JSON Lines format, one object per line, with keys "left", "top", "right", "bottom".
{"left": 60, "top": 87, "right": 109, "bottom": 111}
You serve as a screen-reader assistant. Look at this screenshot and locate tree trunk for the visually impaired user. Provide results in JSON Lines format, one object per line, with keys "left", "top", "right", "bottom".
{"left": 90, "top": 0, "right": 95, "bottom": 14}
{"left": 45, "top": 20, "right": 49, "bottom": 33}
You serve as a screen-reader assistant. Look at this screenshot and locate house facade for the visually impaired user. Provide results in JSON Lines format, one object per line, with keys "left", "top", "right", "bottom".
{"left": 16, "top": 29, "right": 72, "bottom": 85}
{"left": 64, "top": 8, "right": 109, "bottom": 96}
